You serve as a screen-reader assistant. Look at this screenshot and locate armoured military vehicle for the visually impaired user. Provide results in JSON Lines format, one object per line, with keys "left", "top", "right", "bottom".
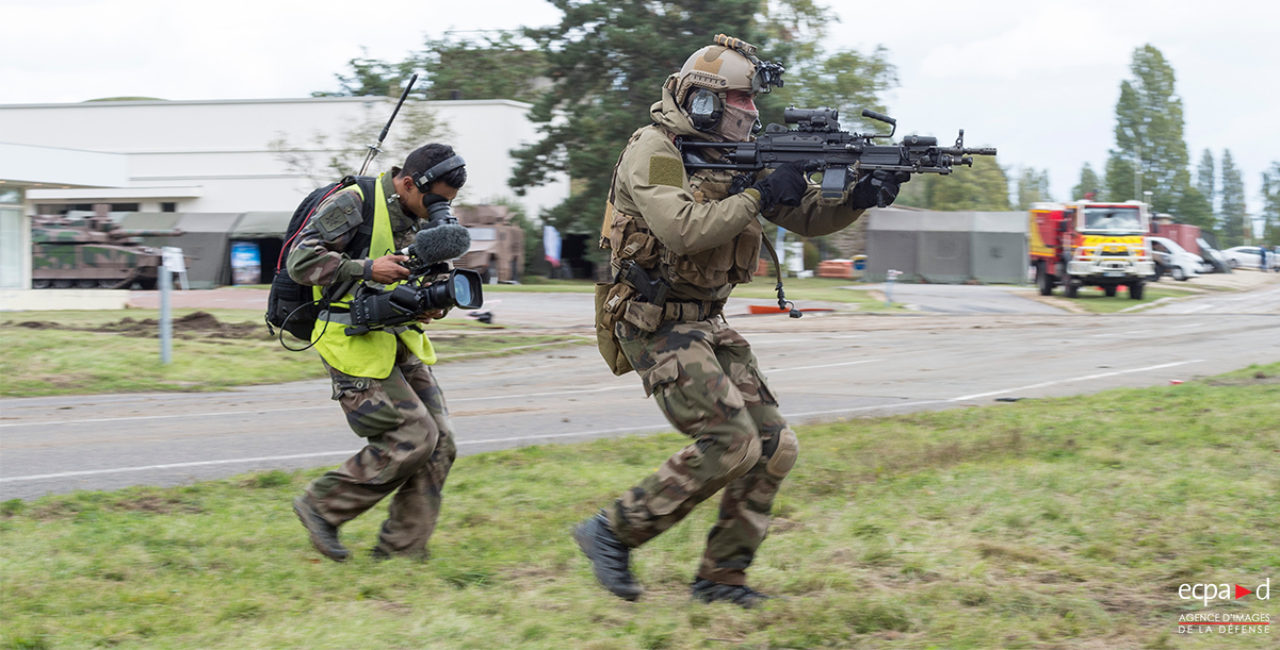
{"left": 453, "top": 205, "right": 525, "bottom": 283}
{"left": 31, "top": 214, "right": 180, "bottom": 289}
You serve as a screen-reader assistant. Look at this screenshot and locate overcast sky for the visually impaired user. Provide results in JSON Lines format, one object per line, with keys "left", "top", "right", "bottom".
{"left": 2, "top": 0, "right": 1275, "bottom": 218}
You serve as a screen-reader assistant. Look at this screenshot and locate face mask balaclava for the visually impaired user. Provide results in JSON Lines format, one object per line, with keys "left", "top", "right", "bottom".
{"left": 716, "top": 90, "right": 758, "bottom": 142}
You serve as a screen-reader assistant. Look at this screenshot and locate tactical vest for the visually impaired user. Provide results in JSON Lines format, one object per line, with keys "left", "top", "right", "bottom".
{"left": 311, "top": 175, "right": 436, "bottom": 378}
{"left": 595, "top": 128, "right": 763, "bottom": 375}
{"left": 602, "top": 129, "right": 762, "bottom": 300}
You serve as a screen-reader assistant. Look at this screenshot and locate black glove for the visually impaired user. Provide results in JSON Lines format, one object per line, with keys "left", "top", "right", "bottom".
{"left": 849, "top": 170, "right": 911, "bottom": 210}
{"left": 750, "top": 162, "right": 808, "bottom": 211}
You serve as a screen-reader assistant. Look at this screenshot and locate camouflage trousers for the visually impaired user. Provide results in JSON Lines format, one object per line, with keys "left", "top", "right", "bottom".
{"left": 609, "top": 315, "right": 798, "bottom": 586}
{"left": 303, "top": 341, "right": 457, "bottom": 558}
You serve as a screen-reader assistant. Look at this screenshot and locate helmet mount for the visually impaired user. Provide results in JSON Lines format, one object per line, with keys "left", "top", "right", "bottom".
{"left": 669, "top": 34, "right": 784, "bottom": 137}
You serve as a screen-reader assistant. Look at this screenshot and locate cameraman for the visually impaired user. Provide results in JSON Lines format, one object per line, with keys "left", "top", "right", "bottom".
{"left": 286, "top": 143, "right": 466, "bottom": 562}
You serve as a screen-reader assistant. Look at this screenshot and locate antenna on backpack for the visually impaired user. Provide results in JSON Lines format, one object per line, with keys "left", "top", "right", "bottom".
{"left": 358, "top": 73, "right": 419, "bottom": 176}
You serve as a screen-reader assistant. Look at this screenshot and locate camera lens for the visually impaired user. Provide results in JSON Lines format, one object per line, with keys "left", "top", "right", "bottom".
{"left": 452, "top": 272, "right": 474, "bottom": 307}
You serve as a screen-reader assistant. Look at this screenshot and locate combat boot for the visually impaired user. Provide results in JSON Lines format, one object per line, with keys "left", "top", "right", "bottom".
{"left": 691, "top": 578, "right": 771, "bottom": 609}
{"left": 573, "top": 511, "right": 643, "bottom": 601}
{"left": 292, "top": 496, "right": 349, "bottom": 562}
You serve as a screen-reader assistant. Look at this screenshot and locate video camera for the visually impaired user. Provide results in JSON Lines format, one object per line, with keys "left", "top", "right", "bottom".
{"left": 343, "top": 218, "right": 484, "bottom": 336}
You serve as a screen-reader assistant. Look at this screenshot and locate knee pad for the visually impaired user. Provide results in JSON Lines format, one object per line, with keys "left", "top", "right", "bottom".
{"left": 765, "top": 427, "right": 798, "bottom": 479}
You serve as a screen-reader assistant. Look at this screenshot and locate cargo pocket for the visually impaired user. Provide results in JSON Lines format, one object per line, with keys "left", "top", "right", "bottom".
{"left": 646, "top": 453, "right": 698, "bottom": 517}
{"left": 330, "top": 374, "right": 398, "bottom": 438}
{"left": 640, "top": 355, "right": 681, "bottom": 398}
{"left": 751, "top": 366, "right": 779, "bottom": 406}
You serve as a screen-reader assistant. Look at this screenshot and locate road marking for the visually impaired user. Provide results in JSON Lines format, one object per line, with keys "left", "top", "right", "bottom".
{"left": 0, "top": 426, "right": 670, "bottom": 483}
{"left": 0, "top": 451, "right": 356, "bottom": 482}
{"left": 766, "top": 359, "right": 880, "bottom": 373}
{"left": 0, "top": 360, "right": 1206, "bottom": 485}
{"left": 0, "top": 406, "right": 323, "bottom": 429}
{"left": 1087, "top": 329, "right": 1148, "bottom": 338}
{"left": 0, "top": 399, "right": 945, "bottom": 483}
{"left": 0, "top": 361, "right": 878, "bottom": 428}
{"left": 948, "top": 360, "right": 1202, "bottom": 402}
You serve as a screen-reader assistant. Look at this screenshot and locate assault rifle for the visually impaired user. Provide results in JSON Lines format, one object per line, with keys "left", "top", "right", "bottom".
{"left": 676, "top": 108, "right": 998, "bottom": 200}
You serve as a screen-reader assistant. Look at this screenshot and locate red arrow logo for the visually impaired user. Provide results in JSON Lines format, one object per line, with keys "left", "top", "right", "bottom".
{"left": 1235, "top": 584, "right": 1253, "bottom": 599}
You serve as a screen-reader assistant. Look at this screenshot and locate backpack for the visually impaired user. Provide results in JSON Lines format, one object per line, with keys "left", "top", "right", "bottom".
{"left": 266, "top": 175, "right": 377, "bottom": 345}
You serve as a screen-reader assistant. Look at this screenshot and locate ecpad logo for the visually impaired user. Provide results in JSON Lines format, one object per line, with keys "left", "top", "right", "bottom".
{"left": 1179, "top": 579, "right": 1271, "bottom": 606}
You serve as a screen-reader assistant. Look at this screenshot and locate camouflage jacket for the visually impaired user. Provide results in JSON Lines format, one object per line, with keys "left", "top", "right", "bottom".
{"left": 604, "top": 86, "right": 865, "bottom": 302}
{"left": 286, "top": 170, "right": 421, "bottom": 287}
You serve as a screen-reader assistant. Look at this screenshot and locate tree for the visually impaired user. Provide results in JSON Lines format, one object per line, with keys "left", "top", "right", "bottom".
{"left": 895, "top": 158, "right": 1010, "bottom": 211}
{"left": 416, "top": 33, "right": 549, "bottom": 103}
{"left": 315, "top": 52, "right": 418, "bottom": 99}
{"left": 1260, "top": 162, "right": 1280, "bottom": 246}
{"left": 507, "top": 0, "right": 895, "bottom": 234}
{"left": 1196, "top": 149, "right": 1216, "bottom": 216}
{"left": 1014, "top": 167, "right": 1052, "bottom": 209}
{"left": 1103, "top": 45, "right": 1191, "bottom": 213}
{"left": 1219, "top": 150, "right": 1247, "bottom": 247}
{"left": 1071, "top": 163, "right": 1102, "bottom": 201}
{"left": 771, "top": 47, "right": 897, "bottom": 132}
{"left": 1175, "top": 186, "right": 1215, "bottom": 232}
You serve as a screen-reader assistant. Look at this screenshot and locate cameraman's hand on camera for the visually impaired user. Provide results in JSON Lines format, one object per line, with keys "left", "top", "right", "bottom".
{"left": 370, "top": 254, "right": 411, "bottom": 283}
{"left": 416, "top": 308, "right": 447, "bottom": 325}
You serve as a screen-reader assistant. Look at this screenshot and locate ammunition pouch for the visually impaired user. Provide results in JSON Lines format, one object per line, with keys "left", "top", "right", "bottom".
{"left": 594, "top": 281, "right": 635, "bottom": 376}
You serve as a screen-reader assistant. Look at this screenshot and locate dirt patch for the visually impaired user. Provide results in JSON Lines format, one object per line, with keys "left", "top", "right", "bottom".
{"left": 4, "top": 311, "right": 264, "bottom": 340}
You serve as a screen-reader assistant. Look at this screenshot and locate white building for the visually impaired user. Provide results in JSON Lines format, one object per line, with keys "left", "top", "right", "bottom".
{"left": 0, "top": 97, "right": 568, "bottom": 294}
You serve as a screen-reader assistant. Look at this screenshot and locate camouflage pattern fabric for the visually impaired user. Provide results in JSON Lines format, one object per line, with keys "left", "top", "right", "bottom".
{"left": 608, "top": 316, "right": 798, "bottom": 586}
{"left": 303, "top": 339, "right": 457, "bottom": 558}
{"left": 287, "top": 170, "right": 419, "bottom": 288}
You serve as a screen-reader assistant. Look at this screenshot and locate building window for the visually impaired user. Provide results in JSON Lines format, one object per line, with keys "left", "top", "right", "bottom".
{"left": 161, "top": 202, "right": 177, "bottom": 212}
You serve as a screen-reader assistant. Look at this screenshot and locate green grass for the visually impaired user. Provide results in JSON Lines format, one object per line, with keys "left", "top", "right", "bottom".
{"left": 3, "top": 364, "right": 1277, "bottom": 648}
{"left": 0, "top": 309, "right": 582, "bottom": 397}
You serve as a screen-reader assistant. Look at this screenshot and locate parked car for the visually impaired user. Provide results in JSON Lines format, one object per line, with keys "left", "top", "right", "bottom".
{"left": 1196, "top": 238, "right": 1231, "bottom": 274}
{"left": 1222, "top": 245, "right": 1279, "bottom": 270}
{"left": 1148, "top": 236, "right": 1200, "bottom": 281}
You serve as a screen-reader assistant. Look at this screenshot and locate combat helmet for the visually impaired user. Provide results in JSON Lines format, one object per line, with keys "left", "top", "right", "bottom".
{"left": 666, "top": 34, "right": 785, "bottom": 137}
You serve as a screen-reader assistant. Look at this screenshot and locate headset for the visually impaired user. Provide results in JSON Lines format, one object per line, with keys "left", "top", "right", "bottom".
{"left": 686, "top": 88, "right": 723, "bottom": 131}
{"left": 413, "top": 154, "right": 467, "bottom": 192}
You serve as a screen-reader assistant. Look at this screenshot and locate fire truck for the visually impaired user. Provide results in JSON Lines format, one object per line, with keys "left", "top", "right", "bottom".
{"left": 1029, "top": 200, "right": 1154, "bottom": 299}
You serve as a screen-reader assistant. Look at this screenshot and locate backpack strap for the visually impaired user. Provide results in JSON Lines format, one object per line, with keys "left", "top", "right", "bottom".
{"left": 340, "top": 174, "right": 379, "bottom": 258}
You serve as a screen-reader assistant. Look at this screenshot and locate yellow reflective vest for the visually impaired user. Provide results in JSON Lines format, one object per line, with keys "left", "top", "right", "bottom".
{"left": 310, "top": 175, "right": 436, "bottom": 378}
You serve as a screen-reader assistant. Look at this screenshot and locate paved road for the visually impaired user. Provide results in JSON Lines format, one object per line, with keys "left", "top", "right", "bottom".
{"left": 3, "top": 275, "right": 1278, "bottom": 500}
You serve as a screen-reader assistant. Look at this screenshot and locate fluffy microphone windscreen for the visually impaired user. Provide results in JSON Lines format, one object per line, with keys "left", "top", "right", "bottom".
{"left": 413, "top": 224, "right": 471, "bottom": 264}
